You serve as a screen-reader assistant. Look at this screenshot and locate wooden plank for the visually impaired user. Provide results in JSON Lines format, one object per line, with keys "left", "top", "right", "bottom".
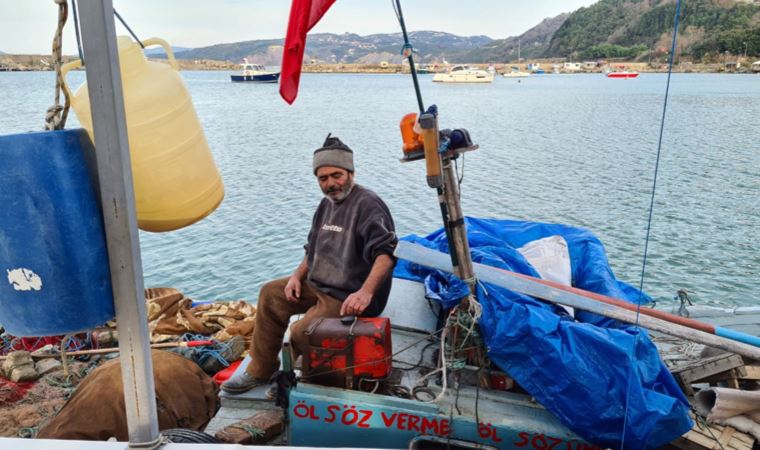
{"left": 700, "top": 366, "right": 747, "bottom": 384}
{"left": 730, "top": 428, "right": 755, "bottom": 445}
{"left": 672, "top": 354, "right": 745, "bottom": 389}
{"left": 739, "top": 365, "right": 760, "bottom": 380}
{"left": 668, "top": 414, "right": 755, "bottom": 450}
{"left": 666, "top": 436, "right": 709, "bottom": 450}
{"left": 725, "top": 370, "right": 740, "bottom": 389}
{"left": 717, "top": 426, "right": 736, "bottom": 447}
{"left": 682, "top": 429, "right": 721, "bottom": 449}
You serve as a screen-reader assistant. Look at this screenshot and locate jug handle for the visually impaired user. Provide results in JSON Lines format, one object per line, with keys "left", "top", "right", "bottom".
{"left": 142, "top": 37, "right": 179, "bottom": 71}
{"left": 60, "top": 59, "right": 83, "bottom": 101}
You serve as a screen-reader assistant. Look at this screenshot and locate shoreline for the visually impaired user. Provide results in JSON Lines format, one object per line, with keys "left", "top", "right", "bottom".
{"left": 1, "top": 56, "right": 757, "bottom": 74}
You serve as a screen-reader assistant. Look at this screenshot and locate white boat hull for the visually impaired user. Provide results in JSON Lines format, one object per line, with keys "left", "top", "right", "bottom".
{"left": 433, "top": 72, "right": 494, "bottom": 83}
{"left": 503, "top": 71, "right": 531, "bottom": 78}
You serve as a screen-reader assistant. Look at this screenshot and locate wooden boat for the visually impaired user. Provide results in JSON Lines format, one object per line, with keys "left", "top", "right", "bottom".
{"left": 3, "top": 1, "right": 756, "bottom": 449}
{"left": 211, "top": 278, "right": 603, "bottom": 449}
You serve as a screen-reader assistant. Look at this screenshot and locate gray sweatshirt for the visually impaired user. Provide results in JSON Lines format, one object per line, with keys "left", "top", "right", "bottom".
{"left": 305, "top": 184, "right": 397, "bottom": 317}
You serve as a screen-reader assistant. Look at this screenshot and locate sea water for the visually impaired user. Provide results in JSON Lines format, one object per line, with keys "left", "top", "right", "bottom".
{"left": 1, "top": 71, "right": 758, "bottom": 307}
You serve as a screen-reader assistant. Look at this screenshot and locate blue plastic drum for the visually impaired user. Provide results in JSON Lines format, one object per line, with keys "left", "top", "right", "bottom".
{"left": 0, "top": 129, "right": 114, "bottom": 336}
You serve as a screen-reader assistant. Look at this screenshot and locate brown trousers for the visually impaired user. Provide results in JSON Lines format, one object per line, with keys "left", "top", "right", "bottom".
{"left": 245, "top": 277, "right": 343, "bottom": 379}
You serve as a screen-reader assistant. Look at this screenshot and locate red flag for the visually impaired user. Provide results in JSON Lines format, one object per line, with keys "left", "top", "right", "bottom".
{"left": 279, "top": 0, "right": 336, "bottom": 104}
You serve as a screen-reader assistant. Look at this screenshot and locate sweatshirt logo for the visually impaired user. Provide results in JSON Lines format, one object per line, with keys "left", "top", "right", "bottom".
{"left": 321, "top": 224, "right": 343, "bottom": 233}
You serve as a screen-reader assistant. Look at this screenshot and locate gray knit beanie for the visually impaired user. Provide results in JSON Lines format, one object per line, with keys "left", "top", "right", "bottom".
{"left": 313, "top": 134, "right": 354, "bottom": 174}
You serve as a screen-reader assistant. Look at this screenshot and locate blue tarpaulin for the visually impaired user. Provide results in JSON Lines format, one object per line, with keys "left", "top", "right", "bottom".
{"left": 393, "top": 217, "right": 693, "bottom": 449}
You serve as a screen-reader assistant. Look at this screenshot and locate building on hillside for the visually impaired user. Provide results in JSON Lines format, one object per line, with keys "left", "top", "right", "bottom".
{"left": 582, "top": 61, "right": 598, "bottom": 71}
{"left": 563, "top": 62, "right": 581, "bottom": 72}
{"left": 752, "top": 61, "right": 760, "bottom": 72}
{"left": 725, "top": 61, "right": 741, "bottom": 72}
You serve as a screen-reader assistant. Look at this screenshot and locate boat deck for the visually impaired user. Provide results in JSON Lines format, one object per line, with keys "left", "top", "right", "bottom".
{"left": 207, "top": 280, "right": 760, "bottom": 447}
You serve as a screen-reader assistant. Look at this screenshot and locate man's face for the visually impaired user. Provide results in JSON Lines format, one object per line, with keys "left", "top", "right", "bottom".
{"left": 316, "top": 166, "right": 354, "bottom": 202}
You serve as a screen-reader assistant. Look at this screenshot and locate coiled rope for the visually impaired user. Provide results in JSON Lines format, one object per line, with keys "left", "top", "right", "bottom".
{"left": 44, "top": 0, "right": 71, "bottom": 131}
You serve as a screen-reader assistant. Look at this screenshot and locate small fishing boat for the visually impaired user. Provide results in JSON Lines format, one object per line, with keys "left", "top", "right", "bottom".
{"left": 212, "top": 274, "right": 606, "bottom": 449}
{"left": 230, "top": 59, "right": 280, "bottom": 83}
{"left": 606, "top": 71, "right": 639, "bottom": 79}
{"left": 503, "top": 66, "right": 531, "bottom": 78}
{"left": 433, "top": 65, "right": 494, "bottom": 83}
{"left": 415, "top": 64, "right": 432, "bottom": 74}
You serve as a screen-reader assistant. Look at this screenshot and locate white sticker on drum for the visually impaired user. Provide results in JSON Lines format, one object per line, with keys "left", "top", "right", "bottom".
{"left": 6, "top": 268, "right": 43, "bottom": 291}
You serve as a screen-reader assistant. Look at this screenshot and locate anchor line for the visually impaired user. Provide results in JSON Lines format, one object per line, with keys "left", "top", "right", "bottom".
{"left": 621, "top": 1, "right": 682, "bottom": 449}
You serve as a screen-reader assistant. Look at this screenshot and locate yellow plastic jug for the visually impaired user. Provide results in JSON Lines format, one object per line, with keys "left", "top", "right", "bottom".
{"left": 62, "top": 36, "right": 224, "bottom": 232}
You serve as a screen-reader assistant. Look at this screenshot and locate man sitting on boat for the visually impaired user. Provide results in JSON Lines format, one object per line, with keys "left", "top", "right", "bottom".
{"left": 221, "top": 135, "right": 398, "bottom": 394}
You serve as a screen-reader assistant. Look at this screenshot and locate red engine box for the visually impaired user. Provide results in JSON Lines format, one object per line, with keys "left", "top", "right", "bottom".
{"left": 300, "top": 317, "right": 392, "bottom": 389}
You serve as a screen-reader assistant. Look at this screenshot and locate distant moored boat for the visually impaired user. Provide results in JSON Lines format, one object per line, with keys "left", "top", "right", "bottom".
{"left": 432, "top": 65, "right": 494, "bottom": 83}
{"left": 230, "top": 59, "right": 280, "bottom": 83}
{"left": 606, "top": 71, "right": 639, "bottom": 79}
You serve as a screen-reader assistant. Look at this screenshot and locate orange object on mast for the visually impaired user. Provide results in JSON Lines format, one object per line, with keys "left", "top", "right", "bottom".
{"left": 399, "top": 112, "right": 424, "bottom": 153}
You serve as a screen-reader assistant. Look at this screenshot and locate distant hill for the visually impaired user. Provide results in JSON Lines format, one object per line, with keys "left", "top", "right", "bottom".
{"left": 166, "top": 0, "right": 759, "bottom": 66}
{"left": 174, "top": 31, "right": 492, "bottom": 65}
{"left": 175, "top": 38, "right": 283, "bottom": 64}
{"left": 454, "top": 13, "right": 570, "bottom": 63}
{"left": 546, "top": 0, "right": 760, "bottom": 60}
{"left": 145, "top": 46, "right": 193, "bottom": 57}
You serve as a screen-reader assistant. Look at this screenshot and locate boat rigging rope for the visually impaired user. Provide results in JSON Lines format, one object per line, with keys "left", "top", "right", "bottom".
{"left": 391, "top": 0, "right": 424, "bottom": 114}
{"left": 621, "top": 0, "right": 682, "bottom": 448}
{"left": 113, "top": 9, "right": 145, "bottom": 48}
{"left": 44, "top": 0, "right": 71, "bottom": 131}
{"left": 41, "top": 1, "right": 144, "bottom": 129}
{"left": 71, "top": 0, "right": 84, "bottom": 65}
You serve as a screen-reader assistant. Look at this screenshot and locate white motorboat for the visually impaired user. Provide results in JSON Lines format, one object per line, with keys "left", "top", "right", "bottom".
{"left": 432, "top": 65, "right": 494, "bottom": 83}
{"left": 502, "top": 66, "right": 531, "bottom": 78}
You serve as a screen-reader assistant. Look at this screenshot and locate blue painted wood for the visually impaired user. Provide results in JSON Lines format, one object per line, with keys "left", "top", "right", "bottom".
{"left": 0, "top": 129, "right": 114, "bottom": 336}
{"left": 288, "top": 383, "right": 596, "bottom": 449}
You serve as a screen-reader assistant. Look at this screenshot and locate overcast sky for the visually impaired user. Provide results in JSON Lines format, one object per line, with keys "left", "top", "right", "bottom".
{"left": 0, "top": 0, "right": 597, "bottom": 54}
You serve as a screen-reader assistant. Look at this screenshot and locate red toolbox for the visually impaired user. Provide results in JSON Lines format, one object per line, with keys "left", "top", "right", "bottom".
{"left": 301, "top": 316, "right": 392, "bottom": 389}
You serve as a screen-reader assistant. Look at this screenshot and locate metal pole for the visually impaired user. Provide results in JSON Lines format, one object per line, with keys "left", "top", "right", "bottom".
{"left": 77, "top": 1, "right": 159, "bottom": 446}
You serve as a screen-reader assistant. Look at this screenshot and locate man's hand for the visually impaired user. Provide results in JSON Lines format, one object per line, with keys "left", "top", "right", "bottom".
{"left": 284, "top": 276, "right": 302, "bottom": 303}
{"left": 340, "top": 289, "right": 372, "bottom": 316}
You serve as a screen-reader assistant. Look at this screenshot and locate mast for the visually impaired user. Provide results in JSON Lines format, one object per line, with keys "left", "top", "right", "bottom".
{"left": 77, "top": 1, "right": 160, "bottom": 446}
{"left": 518, "top": 38, "right": 521, "bottom": 62}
